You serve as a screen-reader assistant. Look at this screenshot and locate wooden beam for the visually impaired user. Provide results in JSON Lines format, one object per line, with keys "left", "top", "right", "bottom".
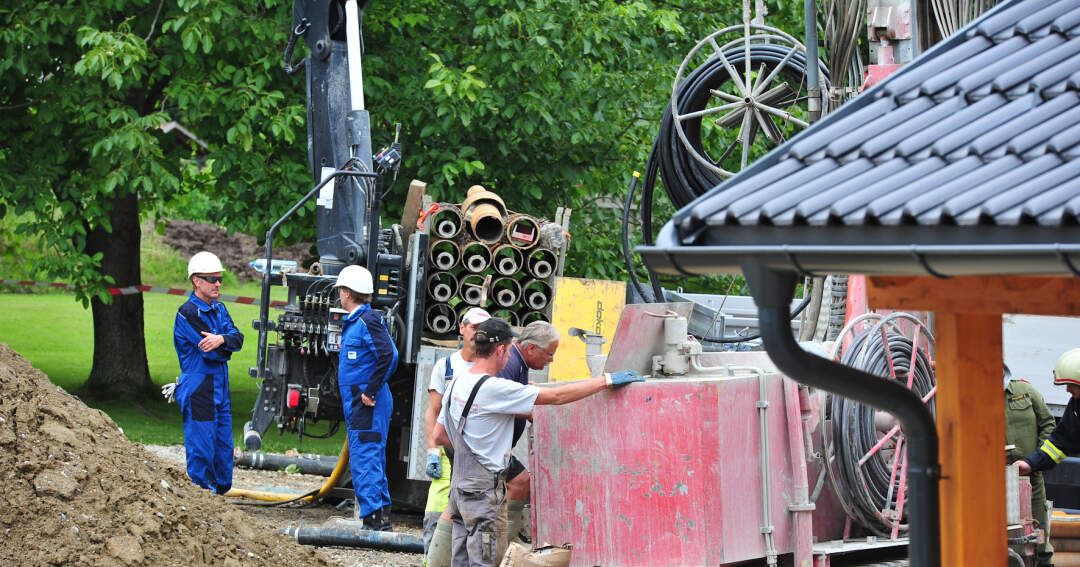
{"left": 934, "top": 311, "right": 1006, "bottom": 567}
{"left": 399, "top": 179, "right": 427, "bottom": 242}
{"left": 867, "top": 276, "right": 1080, "bottom": 315}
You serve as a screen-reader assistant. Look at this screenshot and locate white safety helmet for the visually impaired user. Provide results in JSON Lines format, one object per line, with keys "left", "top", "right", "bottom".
{"left": 188, "top": 251, "right": 225, "bottom": 278}
{"left": 1054, "top": 348, "right": 1080, "bottom": 387}
{"left": 336, "top": 265, "right": 374, "bottom": 294}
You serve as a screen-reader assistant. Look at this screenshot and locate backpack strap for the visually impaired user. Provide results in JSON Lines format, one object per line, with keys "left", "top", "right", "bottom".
{"left": 444, "top": 355, "right": 454, "bottom": 381}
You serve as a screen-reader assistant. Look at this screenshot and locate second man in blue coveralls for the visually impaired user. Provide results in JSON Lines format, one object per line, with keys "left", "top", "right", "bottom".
{"left": 336, "top": 264, "right": 398, "bottom": 531}
{"left": 173, "top": 251, "right": 244, "bottom": 494}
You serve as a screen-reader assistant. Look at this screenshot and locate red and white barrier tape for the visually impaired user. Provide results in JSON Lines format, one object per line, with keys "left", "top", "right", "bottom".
{"left": 0, "top": 279, "right": 287, "bottom": 307}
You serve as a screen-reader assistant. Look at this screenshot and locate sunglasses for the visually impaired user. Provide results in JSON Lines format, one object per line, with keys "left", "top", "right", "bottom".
{"left": 194, "top": 275, "right": 223, "bottom": 284}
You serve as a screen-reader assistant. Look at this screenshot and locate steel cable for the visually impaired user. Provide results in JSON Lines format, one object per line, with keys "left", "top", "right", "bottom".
{"left": 827, "top": 326, "right": 935, "bottom": 535}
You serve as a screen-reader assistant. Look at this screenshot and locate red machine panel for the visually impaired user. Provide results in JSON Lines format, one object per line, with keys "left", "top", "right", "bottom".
{"left": 531, "top": 371, "right": 807, "bottom": 566}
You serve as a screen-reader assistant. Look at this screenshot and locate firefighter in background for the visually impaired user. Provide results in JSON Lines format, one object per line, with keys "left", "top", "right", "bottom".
{"left": 1005, "top": 364, "right": 1055, "bottom": 566}
{"left": 335, "top": 265, "right": 398, "bottom": 530}
{"left": 173, "top": 251, "right": 244, "bottom": 494}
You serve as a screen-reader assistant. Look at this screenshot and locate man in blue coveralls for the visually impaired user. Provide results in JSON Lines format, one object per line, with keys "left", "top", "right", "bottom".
{"left": 336, "top": 264, "right": 399, "bottom": 530}
{"left": 173, "top": 251, "right": 244, "bottom": 494}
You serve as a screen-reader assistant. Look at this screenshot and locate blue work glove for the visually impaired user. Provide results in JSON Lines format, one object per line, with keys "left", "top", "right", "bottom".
{"left": 425, "top": 449, "right": 442, "bottom": 479}
{"left": 606, "top": 370, "right": 645, "bottom": 388}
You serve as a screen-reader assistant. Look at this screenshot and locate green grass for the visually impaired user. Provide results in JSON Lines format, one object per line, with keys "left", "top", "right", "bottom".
{"left": 0, "top": 229, "right": 347, "bottom": 456}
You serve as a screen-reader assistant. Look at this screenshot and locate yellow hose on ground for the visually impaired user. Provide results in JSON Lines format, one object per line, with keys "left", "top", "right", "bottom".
{"left": 224, "top": 442, "right": 349, "bottom": 502}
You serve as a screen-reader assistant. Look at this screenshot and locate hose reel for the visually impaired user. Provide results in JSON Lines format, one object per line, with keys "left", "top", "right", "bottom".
{"left": 823, "top": 312, "right": 936, "bottom": 538}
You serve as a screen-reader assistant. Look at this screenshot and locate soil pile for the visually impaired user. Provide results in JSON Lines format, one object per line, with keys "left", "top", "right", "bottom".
{"left": 162, "top": 220, "right": 315, "bottom": 282}
{"left": 0, "top": 342, "right": 330, "bottom": 567}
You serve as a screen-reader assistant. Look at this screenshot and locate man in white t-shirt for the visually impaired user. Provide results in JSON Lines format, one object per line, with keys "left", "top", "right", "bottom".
{"left": 424, "top": 306, "right": 490, "bottom": 564}
{"left": 434, "top": 318, "right": 643, "bottom": 566}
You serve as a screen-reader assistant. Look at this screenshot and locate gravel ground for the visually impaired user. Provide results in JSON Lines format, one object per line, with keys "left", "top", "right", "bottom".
{"left": 145, "top": 445, "right": 425, "bottom": 567}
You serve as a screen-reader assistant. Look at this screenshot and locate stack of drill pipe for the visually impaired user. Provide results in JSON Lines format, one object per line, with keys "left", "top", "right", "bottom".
{"left": 424, "top": 185, "right": 563, "bottom": 336}
{"left": 1051, "top": 511, "right": 1080, "bottom": 566}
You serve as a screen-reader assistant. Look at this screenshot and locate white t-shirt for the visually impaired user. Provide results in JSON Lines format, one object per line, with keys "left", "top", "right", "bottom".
{"left": 438, "top": 370, "right": 540, "bottom": 473}
{"left": 428, "top": 351, "right": 475, "bottom": 395}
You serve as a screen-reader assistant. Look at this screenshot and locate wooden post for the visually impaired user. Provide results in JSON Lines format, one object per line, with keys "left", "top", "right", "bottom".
{"left": 932, "top": 311, "right": 1006, "bottom": 567}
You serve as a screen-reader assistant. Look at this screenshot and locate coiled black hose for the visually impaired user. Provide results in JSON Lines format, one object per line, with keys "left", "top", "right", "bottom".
{"left": 657, "top": 44, "right": 830, "bottom": 209}
{"left": 621, "top": 42, "right": 828, "bottom": 341}
{"left": 828, "top": 327, "right": 935, "bottom": 536}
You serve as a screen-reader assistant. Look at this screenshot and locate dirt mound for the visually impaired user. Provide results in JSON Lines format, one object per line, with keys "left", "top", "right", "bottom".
{"left": 0, "top": 343, "right": 330, "bottom": 567}
{"left": 162, "top": 220, "right": 315, "bottom": 282}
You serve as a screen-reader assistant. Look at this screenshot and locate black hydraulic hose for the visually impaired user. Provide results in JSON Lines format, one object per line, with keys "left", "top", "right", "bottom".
{"left": 654, "top": 45, "right": 831, "bottom": 209}
{"left": 830, "top": 327, "right": 935, "bottom": 535}
{"left": 743, "top": 262, "right": 940, "bottom": 567}
{"left": 622, "top": 170, "right": 658, "bottom": 303}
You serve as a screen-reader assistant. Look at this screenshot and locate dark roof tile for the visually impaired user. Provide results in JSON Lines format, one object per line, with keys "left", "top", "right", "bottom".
{"left": 895, "top": 94, "right": 1006, "bottom": 157}
{"left": 1051, "top": 6, "right": 1080, "bottom": 35}
{"left": 964, "top": 94, "right": 1064, "bottom": 157}
{"left": 823, "top": 98, "right": 934, "bottom": 158}
{"left": 974, "top": 1, "right": 1052, "bottom": 39}
{"left": 992, "top": 35, "right": 1080, "bottom": 93}
{"left": 954, "top": 35, "right": 1066, "bottom": 94}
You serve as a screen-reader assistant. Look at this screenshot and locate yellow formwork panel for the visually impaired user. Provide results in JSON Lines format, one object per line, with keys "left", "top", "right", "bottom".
{"left": 547, "top": 277, "right": 626, "bottom": 382}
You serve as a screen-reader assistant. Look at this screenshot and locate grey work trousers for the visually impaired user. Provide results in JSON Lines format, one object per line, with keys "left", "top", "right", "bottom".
{"left": 447, "top": 477, "right": 508, "bottom": 567}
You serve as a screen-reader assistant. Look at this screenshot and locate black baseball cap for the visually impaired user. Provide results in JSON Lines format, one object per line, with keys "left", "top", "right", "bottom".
{"left": 474, "top": 318, "right": 518, "bottom": 344}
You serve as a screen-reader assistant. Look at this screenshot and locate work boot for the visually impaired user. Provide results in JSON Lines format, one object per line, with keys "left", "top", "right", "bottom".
{"left": 363, "top": 506, "right": 393, "bottom": 531}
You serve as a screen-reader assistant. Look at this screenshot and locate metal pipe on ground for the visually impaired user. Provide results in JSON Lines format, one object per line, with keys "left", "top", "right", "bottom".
{"left": 283, "top": 524, "right": 424, "bottom": 553}
{"left": 235, "top": 450, "right": 339, "bottom": 477}
{"left": 226, "top": 442, "right": 350, "bottom": 503}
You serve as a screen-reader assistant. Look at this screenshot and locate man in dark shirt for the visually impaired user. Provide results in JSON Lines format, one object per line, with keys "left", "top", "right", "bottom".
{"left": 495, "top": 321, "right": 560, "bottom": 544}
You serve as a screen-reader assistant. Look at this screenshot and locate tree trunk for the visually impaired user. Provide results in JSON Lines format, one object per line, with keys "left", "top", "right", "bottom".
{"left": 79, "top": 192, "right": 157, "bottom": 401}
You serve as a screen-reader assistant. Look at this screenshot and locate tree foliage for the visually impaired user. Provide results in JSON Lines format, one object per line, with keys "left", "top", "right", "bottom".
{"left": 0, "top": 0, "right": 804, "bottom": 395}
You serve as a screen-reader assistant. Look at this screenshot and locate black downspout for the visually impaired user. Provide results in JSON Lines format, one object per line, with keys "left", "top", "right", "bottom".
{"left": 742, "top": 261, "right": 941, "bottom": 567}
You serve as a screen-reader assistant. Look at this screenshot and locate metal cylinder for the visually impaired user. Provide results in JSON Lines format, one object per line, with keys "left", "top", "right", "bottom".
{"left": 664, "top": 316, "right": 689, "bottom": 345}
{"left": 285, "top": 524, "right": 424, "bottom": 552}
{"left": 520, "top": 310, "right": 549, "bottom": 325}
{"left": 459, "top": 274, "right": 487, "bottom": 306}
{"left": 430, "top": 205, "right": 464, "bottom": 239}
{"left": 425, "top": 303, "right": 456, "bottom": 334}
{"left": 462, "top": 242, "right": 492, "bottom": 273}
{"left": 429, "top": 240, "right": 460, "bottom": 271}
{"left": 235, "top": 450, "right": 339, "bottom": 477}
{"left": 522, "top": 279, "right": 552, "bottom": 311}
{"left": 528, "top": 248, "right": 557, "bottom": 279}
{"left": 492, "top": 244, "right": 523, "bottom": 276}
{"left": 461, "top": 185, "right": 507, "bottom": 244}
{"left": 427, "top": 272, "right": 459, "bottom": 303}
{"left": 506, "top": 214, "right": 540, "bottom": 249}
{"left": 492, "top": 309, "right": 520, "bottom": 327}
{"left": 492, "top": 277, "right": 522, "bottom": 308}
